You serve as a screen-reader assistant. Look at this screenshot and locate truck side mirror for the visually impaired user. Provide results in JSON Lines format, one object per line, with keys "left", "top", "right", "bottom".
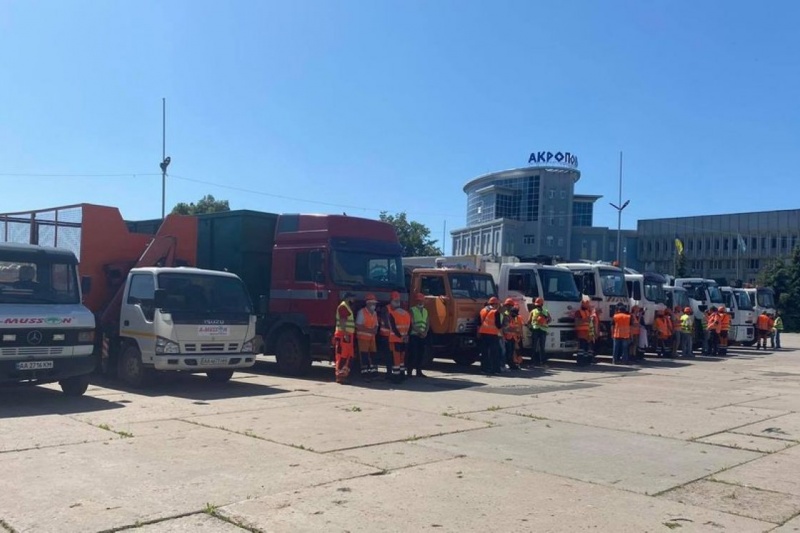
{"left": 259, "top": 295, "right": 268, "bottom": 314}
{"left": 81, "top": 276, "right": 92, "bottom": 295}
{"left": 154, "top": 289, "right": 167, "bottom": 309}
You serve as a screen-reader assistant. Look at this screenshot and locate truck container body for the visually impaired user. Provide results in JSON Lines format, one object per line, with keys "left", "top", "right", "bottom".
{"left": 402, "top": 257, "right": 497, "bottom": 366}
{"left": 720, "top": 287, "right": 756, "bottom": 344}
{"left": 0, "top": 241, "right": 95, "bottom": 395}
{"left": 0, "top": 204, "right": 257, "bottom": 387}
{"left": 193, "top": 211, "right": 404, "bottom": 375}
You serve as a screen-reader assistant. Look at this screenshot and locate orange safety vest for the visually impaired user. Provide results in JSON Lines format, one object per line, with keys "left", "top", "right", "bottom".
{"left": 757, "top": 314, "right": 770, "bottom": 331}
{"left": 388, "top": 307, "right": 411, "bottom": 343}
{"left": 630, "top": 313, "right": 641, "bottom": 336}
{"left": 720, "top": 313, "right": 731, "bottom": 331}
{"left": 575, "top": 308, "right": 591, "bottom": 340}
{"left": 504, "top": 314, "right": 523, "bottom": 341}
{"left": 357, "top": 308, "right": 378, "bottom": 342}
{"left": 707, "top": 313, "right": 721, "bottom": 333}
{"left": 612, "top": 313, "right": 631, "bottom": 339}
{"left": 654, "top": 317, "right": 670, "bottom": 339}
{"left": 479, "top": 308, "right": 500, "bottom": 336}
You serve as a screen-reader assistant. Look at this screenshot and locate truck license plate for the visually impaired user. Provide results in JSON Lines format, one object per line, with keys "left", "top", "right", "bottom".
{"left": 198, "top": 326, "right": 230, "bottom": 337}
{"left": 199, "top": 357, "right": 228, "bottom": 366}
{"left": 16, "top": 361, "right": 54, "bottom": 370}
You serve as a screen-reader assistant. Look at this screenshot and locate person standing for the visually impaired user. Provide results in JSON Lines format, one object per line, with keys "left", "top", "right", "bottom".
{"left": 701, "top": 308, "right": 712, "bottom": 355}
{"left": 718, "top": 306, "right": 731, "bottom": 356}
{"left": 334, "top": 292, "right": 357, "bottom": 384}
{"left": 671, "top": 305, "right": 682, "bottom": 358}
{"left": 756, "top": 310, "right": 771, "bottom": 350}
{"left": 355, "top": 293, "right": 380, "bottom": 380}
{"left": 377, "top": 302, "right": 393, "bottom": 379}
{"left": 680, "top": 306, "right": 694, "bottom": 358}
{"left": 574, "top": 300, "right": 593, "bottom": 366}
{"left": 629, "top": 306, "right": 641, "bottom": 361}
{"left": 707, "top": 306, "right": 720, "bottom": 356}
{"left": 387, "top": 291, "right": 411, "bottom": 383}
{"left": 773, "top": 311, "right": 784, "bottom": 349}
{"left": 408, "top": 293, "right": 430, "bottom": 378}
{"left": 502, "top": 299, "right": 523, "bottom": 371}
{"left": 653, "top": 310, "right": 670, "bottom": 357}
{"left": 768, "top": 313, "right": 776, "bottom": 349}
{"left": 478, "top": 296, "right": 503, "bottom": 374}
{"left": 529, "top": 297, "right": 551, "bottom": 366}
{"left": 612, "top": 305, "right": 631, "bottom": 364}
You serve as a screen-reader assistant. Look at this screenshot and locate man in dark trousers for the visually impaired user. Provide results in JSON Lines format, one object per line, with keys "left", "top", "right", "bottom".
{"left": 478, "top": 296, "right": 504, "bottom": 375}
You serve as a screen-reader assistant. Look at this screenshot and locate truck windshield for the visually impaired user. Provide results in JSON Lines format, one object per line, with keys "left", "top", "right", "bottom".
{"left": 757, "top": 289, "right": 775, "bottom": 308}
{"left": 707, "top": 285, "right": 724, "bottom": 303}
{"left": 599, "top": 269, "right": 626, "bottom": 297}
{"left": 735, "top": 291, "right": 754, "bottom": 310}
{"left": 0, "top": 260, "right": 80, "bottom": 304}
{"left": 540, "top": 269, "right": 581, "bottom": 302}
{"left": 331, "top": 250, "right": 404, "bottom": 288}
{"left": 447, "top": 272, "right": 496, "bottom": 299}
{"left": 644, "top": 280, "right": 665, "bottom": 303}
{"left": 157, "top": 274, "right": 252, "bottom": 314}
{"left": 673, "top": 290, "right": 690, "bottom": 309}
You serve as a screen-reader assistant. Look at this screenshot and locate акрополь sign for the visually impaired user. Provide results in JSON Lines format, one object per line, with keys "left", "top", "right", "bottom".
{"left": 528, "top": 151, "right": 578, "bottom": 168}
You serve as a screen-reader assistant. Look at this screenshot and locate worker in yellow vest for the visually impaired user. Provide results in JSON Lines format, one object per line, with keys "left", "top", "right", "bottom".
{"left": 356, "top": 293, "right": 380, "bottom": 381}
{"left": 529, "top": 297, "right": 551, "bottom": 365}
{"left": 387, "top": 291, "right": 411, "bottom": 383}
{"left": 334, "top": 292, "right": 356, "bottom": 384}
{"left": 680, "top": 306, "right": 694, "bottom": 358}
{"left": 408, "top": 293, "right": 430, "bottom": 378}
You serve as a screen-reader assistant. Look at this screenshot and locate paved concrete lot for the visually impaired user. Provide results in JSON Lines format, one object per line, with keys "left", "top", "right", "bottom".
{"left": 1, "top": 337, "right": 799, "bottom": 532}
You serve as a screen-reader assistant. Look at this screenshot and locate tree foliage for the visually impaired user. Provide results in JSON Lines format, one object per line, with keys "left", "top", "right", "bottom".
{"left": 675, "top": 252, "right": 688, "bottom": 278}
{"left": 379, "top": 211, "right": 442, "bottom": 257}
{"left": 758, "top": 246, "right": 800, "bottom": 331}
{"left": 171, "top": 194, "right": 230, "bottom": 215}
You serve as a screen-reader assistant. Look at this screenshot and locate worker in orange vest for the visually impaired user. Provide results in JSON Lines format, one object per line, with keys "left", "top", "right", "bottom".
{"left": 355, "top": 293, "right": 380, "bottom": 381}
{"left": 707, "top": 306, "right": 720, "bottom": 355}
{"left": 671, "top": 305, "right": 682, "bottom": 357}
{"left": 612, "top": 304, "right": 631, "bottom": 364}
{"left": 756, "top": 310, "right": 771, "bottom": 350}
{"left": 653, "top": 310, "right": 671, "bottom": 357}
{"left": 574, "top": 300, "right": 593, "bottom": 366}
{"left": 629, "top": 305, "right": 642, "bottom": 361}
{"left": 718, "top": 306, "right": 731, "bottom": 356}
{"left": 478, "top": 296, "right": 504, "bottom": 374}
{"left": 387, "top": 291, "right": 411, "bottom": 383}
{"left": 502, "top": 299, "right": 523, "bottom": 370}
{"left": 334, "top": 292, "right": 357, "bottom": 384}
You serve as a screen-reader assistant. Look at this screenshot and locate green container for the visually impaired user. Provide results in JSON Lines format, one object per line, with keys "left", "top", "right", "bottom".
{"left": 195, "top": 210, "right": 278, "bottom": 303}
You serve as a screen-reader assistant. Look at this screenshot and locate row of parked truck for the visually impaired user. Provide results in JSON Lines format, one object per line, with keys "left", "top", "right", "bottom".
{"left": 0, "top": 205, "right": 778, "bottom": 396}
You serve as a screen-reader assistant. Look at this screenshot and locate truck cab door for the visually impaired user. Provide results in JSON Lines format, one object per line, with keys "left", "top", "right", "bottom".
{"left": 121, "top": 273, "right": 157, "bottom": 362}
{"left": 419, "top": 274, "right": 449, "bottom": 334}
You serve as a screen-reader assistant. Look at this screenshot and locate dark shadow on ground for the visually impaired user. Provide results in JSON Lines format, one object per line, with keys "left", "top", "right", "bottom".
{"left": 0, "top": 385, "right": 125, "bottom": 419}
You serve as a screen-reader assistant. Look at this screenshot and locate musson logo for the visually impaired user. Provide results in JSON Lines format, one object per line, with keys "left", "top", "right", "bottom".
{"left": 3, "top": 317, "right": 73, "bottom": 325}
{"left": 528, "top": 151, "right": 578, "bottom": 168}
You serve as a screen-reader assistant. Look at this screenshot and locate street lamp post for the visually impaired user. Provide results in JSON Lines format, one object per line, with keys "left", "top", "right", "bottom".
{"left": 609, "top": 151, "right": 629, "bottom": 268}
{"left": 159, "top": 97, "right": 171, "bottom": 219}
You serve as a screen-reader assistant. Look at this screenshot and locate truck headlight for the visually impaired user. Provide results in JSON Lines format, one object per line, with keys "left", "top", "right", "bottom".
{"left": 155, "top": 336, "right": 180, "bottom": 355}
{"left": 77, "top": 330, "right": 95, "bottom": 343}
{"left": 241, "top": 338, "right": 255, "bottom": 353}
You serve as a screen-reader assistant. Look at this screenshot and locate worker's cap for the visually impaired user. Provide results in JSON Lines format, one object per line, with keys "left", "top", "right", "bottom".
{"left": 534, "top": 297, "right": 544, "bottom": 306}
{"left": 718, "top": 306, "right": 726, "bottom": 312}
{"left": 488, "top": 296, "right": 499, "bottom": 305}
{"left": 684, "top": 307, "right": 692, "bottom": 314}
{"left": 365, "top": 293, "right": 378, "bottom": 303}
{"left": 415, "top": 293, "right": 425, "bottom": 302}
{"left": 390, "top": 291, "right": 402, "bottom": 300}
{"left": 503, "top": 297, "right": 515, "bottom": 306}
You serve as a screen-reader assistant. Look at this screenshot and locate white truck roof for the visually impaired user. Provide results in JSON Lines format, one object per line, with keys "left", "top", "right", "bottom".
{"left": 130, "top": 266, "right": 242, "bottom": 279}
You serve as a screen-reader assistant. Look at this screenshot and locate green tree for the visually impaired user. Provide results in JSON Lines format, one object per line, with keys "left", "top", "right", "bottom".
{"left": 758, "top": 247, "right": 800, "bottom": 331}
{"left": 379, "top": 211, "right": 442, "bottom": 257}
{"left": 675, "top": 251, "right": 688, "bottom": 277}
{"left": 171, "top": 194, "right": 230, "bottom": 215}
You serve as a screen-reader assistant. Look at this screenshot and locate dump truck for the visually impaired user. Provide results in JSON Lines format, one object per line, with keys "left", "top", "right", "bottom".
{"left": 0, "top": 204, "right": 258, "bottom": 387}
{"left": 0, "top": 242, "right": 95, "bottom": 395}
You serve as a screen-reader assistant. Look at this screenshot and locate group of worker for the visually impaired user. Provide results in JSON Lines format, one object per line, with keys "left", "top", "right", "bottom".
{"left": 756, "top": 310, "right": 784, "bottom": 350}
{"left": 333, "top": 291, "right": 430, "bottom": 385}
{"left": 476, "top": 296, "right": 538, "bottom": 375}
{"left": 609, "top": 304, "right": 648, "bottom": 364}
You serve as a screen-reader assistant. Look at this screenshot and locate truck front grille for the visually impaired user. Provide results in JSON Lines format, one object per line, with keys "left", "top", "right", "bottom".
{"left": 183, "top": 343, "right": 239, "bottom": 353}
{"left": 1, "top": 347, "right": 65, "bottom": 357}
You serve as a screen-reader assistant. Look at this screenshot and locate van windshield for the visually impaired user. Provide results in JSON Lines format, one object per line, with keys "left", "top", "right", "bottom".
{"left": 0, "top": 260, "right": 80, "bottom": 304}
{"left": 540, "top": 269, "right": 581, "bottom": 302}
{"left": 157, "top": 273, "right": 253, "bottom": 314}
{"left": 599, "top": 269, "right": 627, "bottom": 297}
{"left": 447, "top": 272, "right": 496, "bottom": 299}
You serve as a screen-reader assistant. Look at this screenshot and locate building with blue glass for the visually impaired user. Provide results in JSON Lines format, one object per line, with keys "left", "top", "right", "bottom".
{"left": 450, "top": 153, "right": 637, "bottom": 267}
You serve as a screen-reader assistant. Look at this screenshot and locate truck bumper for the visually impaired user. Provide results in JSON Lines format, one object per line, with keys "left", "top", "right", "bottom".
{"left": 152, "top": 354, "right": 256, "bottom": 371}
{"left": 0, "top": 355, "right": 95, "bottom": 385}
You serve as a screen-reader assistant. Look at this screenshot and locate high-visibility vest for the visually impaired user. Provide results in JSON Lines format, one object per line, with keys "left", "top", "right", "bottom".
{"left": 479, "top": 308, "right": 500, "bottom": 336}
{"left": 720, "top": 313, "right": 731, "bottom": 331}
{"left": 680, "top": 314, "right": 693, "bottom": 333}
{"left": 388, "top": 307, "right": 411, "bottom": 343}
{"left": 757, "top": 314, "right": 770, "bottom": 330}
{"left": 575, "top": 308, "right": 591, "bottom": 340}
{"left": 775, "top": 317, "right": 784, "bottom": 331}
{"left": 411, "top": 306, "right": 429, "bottom": 336}
{"left": 530, "top": 307, "right": 550, "bottom": 331}
{"left": 655, "top": 317, "right": 670, "bottom": 339}
{"left": 630, "top": 313, "right": 641, "bottom": 336}
{"left": 702, "top": 312, "right": 710, "bottom": 330}
{"left": 379, "top": 310, "right": 391, "bottom": 338}
{"left": 356, "top": 308, "right": 378, "bottom": 342}
{"left": 335, "top": 301, "right": 355, "bottom": 334}
{"left": 612, "top": 313, "right": 631, "bottom": 339}
{"left": 505, "top": 315, "right": 523, "bottom": 341}
{"left": 707, "top": 313, "right": 721, "bottom": 333}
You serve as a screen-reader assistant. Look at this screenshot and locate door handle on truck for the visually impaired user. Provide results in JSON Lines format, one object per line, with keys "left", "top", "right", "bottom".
{"left": 123, "top": 320, "right": 130, "bottom": 326}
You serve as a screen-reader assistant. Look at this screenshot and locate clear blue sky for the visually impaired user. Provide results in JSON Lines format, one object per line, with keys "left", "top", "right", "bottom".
{"left": 2, "top": 1, "right": 798, "bottom": 254}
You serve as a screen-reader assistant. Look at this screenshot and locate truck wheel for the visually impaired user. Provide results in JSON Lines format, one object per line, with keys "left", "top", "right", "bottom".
{"left": 452, "top": 353, "right": 478, "bottom": 367}
{"left": 118, "top": 345, "right": 153, "bottom": 388}
{"left": 206, "top": 369, "right": 234, "bottom": 383}
{"left": 275, "top": 329, "right": 311, "bottom": 376}
{"left": 742, "top": 340, "right": 756, "bottom": 347}
{"left": 59, "top": 374, "right": 90, "bottom": 397}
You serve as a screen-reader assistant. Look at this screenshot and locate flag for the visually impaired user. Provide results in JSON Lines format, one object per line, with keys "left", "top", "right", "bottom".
{"left": 674, "top": 238, "right": 684, "bottom": 255}
{"left": 738, "top": 234, "right": 746, "bottom": 252}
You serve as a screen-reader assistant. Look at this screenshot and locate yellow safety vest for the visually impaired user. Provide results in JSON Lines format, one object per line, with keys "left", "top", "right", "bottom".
{"left": 335, "top": 301, "right": 355, "bottom": 334}
{"left": 411, "top": 306, "right": 429, "bottom": 336}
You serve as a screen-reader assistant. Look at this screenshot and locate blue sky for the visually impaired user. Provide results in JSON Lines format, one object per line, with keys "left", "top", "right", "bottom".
{"left": 1, "top": 1, "right": 798, "bottom": 254}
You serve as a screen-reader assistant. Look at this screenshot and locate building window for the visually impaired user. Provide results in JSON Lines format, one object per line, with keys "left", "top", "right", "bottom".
{"left": 793, "top": 236, "right": 798, "bottom": 250}
{"left": 523, "top": 234, "right": 535, "bottom": 245}
{"left": 688, "top": 239, "right": 694, "bottom": 251}
{"left": 697, "top": 239, "right": 702, "bottom": 251}
{"left": 572, "top": 202, "right": 593, "bottom": 227}
{"left": 548, "top": 189, "right": 555, "bottom": 199}
{"left": 751, "top": 237, "right": 757, "bottom": 250}
{"left": 781, "top": 236, "right": 788, "bottom": 250}
{"left": 723, "top": 238, "right": 728, "bottom": 251}
{"left": 772, "top": 237, "right": 777, "bottom": 250}
{"left": 715, "top": 238, "right": 720, "bottom": 250}
{"left": 647, "top": 241, "right": 652, "bottom": 253}
{"left": 560, "top": 190, "right": 566, "bottom": 199}
{"left": 525, "top": 175, "right": 540, "bottom": 222}
{"left": 610, "top": 241, "right": 615, "bottom": 252}
{"left": 557, "top": 237, "right": 564, "bottom": 247}
{"left": 761, "top": 237, "right": 767, "bottom": 250}
{"left": 558, "top": 211, "right": 565, "bottom": 226}
{"left": 546, "top": 235, "right": 554, "bottom": 247}
{"left": 706, "top": 238, "right": 711, "bottom": 251}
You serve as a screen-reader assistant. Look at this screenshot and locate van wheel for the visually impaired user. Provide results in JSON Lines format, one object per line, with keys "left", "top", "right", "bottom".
{"left": 207, "top": 369, "right": 234, "bottom": 383}
{"left": 59, "top": 374, "right": 90, "bottom": 397}
{"left": 118, "top": 345, "right": 153, "bottom": 388}
{"left": 275, "top": 329, "right": 311, "bottom": 376}
{"left": 453, "top": 353, "right": 478, "bottom": 366}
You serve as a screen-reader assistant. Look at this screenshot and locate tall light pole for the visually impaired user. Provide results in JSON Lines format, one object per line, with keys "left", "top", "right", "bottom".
{"left": 159, "top": 97, "right": 171, "bottom": 219}
{"left": 609, "top": 151, "right": 629, "bottom": 268}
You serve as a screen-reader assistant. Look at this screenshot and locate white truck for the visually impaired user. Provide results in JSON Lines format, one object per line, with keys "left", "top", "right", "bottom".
{"left": 720, "top": 286, "right": 756, "bottom": 344}
{"left": 744, "top": 287, "right": 776, "bottom": 317}
{"left": 0, "top": 243, "right": 95, "bottom": 396}
{"left": 96, "top": 266, "right": 258, "bottom": 387}
{"left": 625, "top": 272, "right": 667, "bottom": 330}
{"left": 673, "top": 278, "right": 725, "bottom": 343}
